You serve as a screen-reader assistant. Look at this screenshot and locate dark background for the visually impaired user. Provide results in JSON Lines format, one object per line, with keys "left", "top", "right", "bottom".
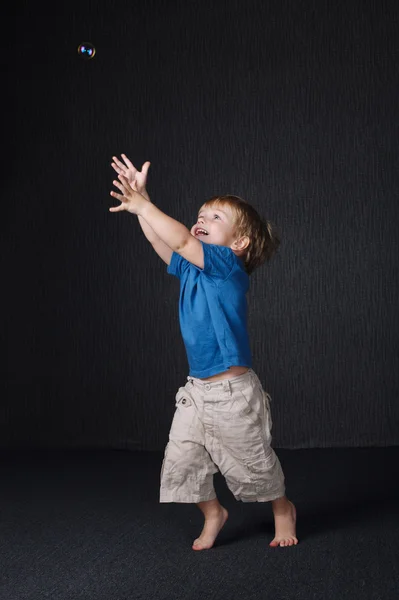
{"left": 3, "top": 0, "right": 399, "bottom": 450}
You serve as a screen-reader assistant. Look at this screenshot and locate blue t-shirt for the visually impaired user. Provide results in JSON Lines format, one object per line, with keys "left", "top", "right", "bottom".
{"left": 167, "top": 242, "right": 252, "bottom": 378}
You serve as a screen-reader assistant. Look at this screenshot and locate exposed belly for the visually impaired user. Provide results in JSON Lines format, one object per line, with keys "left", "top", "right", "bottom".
{"left": 198, "top": 365, "right": 249, "bottom": 382}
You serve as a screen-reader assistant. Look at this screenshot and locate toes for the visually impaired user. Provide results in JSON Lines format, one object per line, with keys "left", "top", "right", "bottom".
{"left": 272, "top": 537, "right": 299, "bottom": 547}
{"left": 192, "top": 541, "right": 204, "bottom": 551}
{"left": 271, "top": 537, "right": 299, "bottom": 548}
{"left": 285, "top": 538, "right": 294, "bottom": 546}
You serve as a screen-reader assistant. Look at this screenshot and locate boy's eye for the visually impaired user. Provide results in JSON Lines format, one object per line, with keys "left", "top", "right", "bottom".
{"left": 214, "top": 215, "right": 220, "bottom": 220}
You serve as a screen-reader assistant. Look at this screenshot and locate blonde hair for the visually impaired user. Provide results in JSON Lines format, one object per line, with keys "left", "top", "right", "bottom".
{"left": 201, "top": 195, "right": 281, "bottom": 275}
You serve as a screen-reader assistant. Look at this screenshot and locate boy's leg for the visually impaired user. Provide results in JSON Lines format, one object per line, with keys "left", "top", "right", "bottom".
{"left": 160, "top": 384, "right": 229, "bottom": 549}
{"left": 160, "top": 386, "right": 218, "bottom": 503}
{"left": 161, "top": 384, "right": 230, "bottom": 550}
{"left": 270, "top": 496, "right": 298, "bottom": 547}
{"left": 192, "top": 498, "right": 229, "bottom": 551}
{"left": 211, "top": 371, "right": 298, "bottom": 547}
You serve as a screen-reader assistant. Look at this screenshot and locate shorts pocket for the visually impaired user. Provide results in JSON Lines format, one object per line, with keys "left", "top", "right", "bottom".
{"left": 218, "top": 399, "right": 266, "bottom": 459}
{"left": 220, "top": 391, "right": 260, "bottom": 428}
{"left": 175, "top": 388, "right": 193, "bottom": 408}
{"left": 238, "top": 384, "right": 264, "bottom": 426}
{"left": 245, "top": 447, "right": 274, "bottom": 475}
{"left": 169, "top": 388, "right": 200, "bottom": 443}
{"left": 245, "top": 449, "right": 280, "bottom": 494}
{"left": 238, "top": 393, "right": 260, "bottom": 426}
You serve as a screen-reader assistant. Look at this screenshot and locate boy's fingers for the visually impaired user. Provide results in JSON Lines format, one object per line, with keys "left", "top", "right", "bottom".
{"left": 109, "top": 192, "right": 125, "bottom": 210}
{"left": 114, "top": 178, "right": 129, "bottom": 193}
{"left": 111, "top": 162, "right": 122, "bottom": 174}
{"left": 112, "top": 156, "right": 125, "bottom": 170}
{"left": 121, "top": 153, "right": 135, "bottom": 171}
{"left": 118, "top": 174, "right": 132, "bottom": 190}
{"left": 142, "top": 161, "right": 151, "bottom": 176}
{"left": 110, "top": 190, "right": 125, "bottom": 201}
{"left": 112, "top": 180, "right": 123, "bottom": 192}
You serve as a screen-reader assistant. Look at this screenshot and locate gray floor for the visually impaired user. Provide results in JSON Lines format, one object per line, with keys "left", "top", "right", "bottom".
{"left": 1, "top": 447, "right": 398, "bottom": 600}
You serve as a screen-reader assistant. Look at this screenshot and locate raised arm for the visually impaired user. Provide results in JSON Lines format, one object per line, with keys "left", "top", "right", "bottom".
{"left": 110, "top": 175, "right": 204, "bottom": 269}
{"left": 111, "top": 155, "right": 173, "bottom": 264}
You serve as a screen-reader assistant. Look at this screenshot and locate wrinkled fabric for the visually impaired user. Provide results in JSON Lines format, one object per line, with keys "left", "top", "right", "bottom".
{"left": 160, "top": 369, "right": 285, "bottom": 503}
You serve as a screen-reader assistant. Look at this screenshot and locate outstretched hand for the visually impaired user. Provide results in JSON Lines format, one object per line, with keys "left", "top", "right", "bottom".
{"left": 111, "top": 154, "right": 151, "bottom": 197}
{"left": 109, "top": 174, "right": 149, "bottom": 215}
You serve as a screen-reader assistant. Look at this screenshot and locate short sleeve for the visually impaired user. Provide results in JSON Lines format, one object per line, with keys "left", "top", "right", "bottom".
{"left": 202, "top": 243, "right": 236, "bottom": 280}
{"left": 167, "top": 251, "right": 191, "bottom": 279}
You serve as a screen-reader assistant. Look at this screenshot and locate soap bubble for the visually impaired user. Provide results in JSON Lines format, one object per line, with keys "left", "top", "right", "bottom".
{"left": 77, "top": 43, "right": 96, "bottom": 60}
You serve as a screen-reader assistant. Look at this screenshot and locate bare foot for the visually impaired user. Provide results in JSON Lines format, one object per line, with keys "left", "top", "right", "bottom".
{"left": 269, "top": 498, "right": 298, "bottom": 547}
{"left": 192, "top": 507, "right": 229, "bottom": 551}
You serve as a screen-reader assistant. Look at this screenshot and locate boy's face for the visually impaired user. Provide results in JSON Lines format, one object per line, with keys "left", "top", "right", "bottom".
{"left": 190, "top": 204, "right": 239, "bottom": 249}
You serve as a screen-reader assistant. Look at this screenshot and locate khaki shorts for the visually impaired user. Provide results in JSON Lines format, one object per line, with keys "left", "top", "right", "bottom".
{"left": 160, "top": 369, "right": 285, "bottom": 503}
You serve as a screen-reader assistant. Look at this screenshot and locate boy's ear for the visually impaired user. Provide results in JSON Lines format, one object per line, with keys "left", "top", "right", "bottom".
{"left": 232, "top": 236, "right": 250, "bottom": 251}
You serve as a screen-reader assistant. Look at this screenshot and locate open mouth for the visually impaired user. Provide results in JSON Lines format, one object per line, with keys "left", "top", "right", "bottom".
{"left": 195, "top": 228, "right": 209, "bottom": 236}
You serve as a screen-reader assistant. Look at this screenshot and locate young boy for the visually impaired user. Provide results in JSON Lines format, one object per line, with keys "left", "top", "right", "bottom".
{"left": 110, "top": 154, "right": 298, "bottom": 549}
